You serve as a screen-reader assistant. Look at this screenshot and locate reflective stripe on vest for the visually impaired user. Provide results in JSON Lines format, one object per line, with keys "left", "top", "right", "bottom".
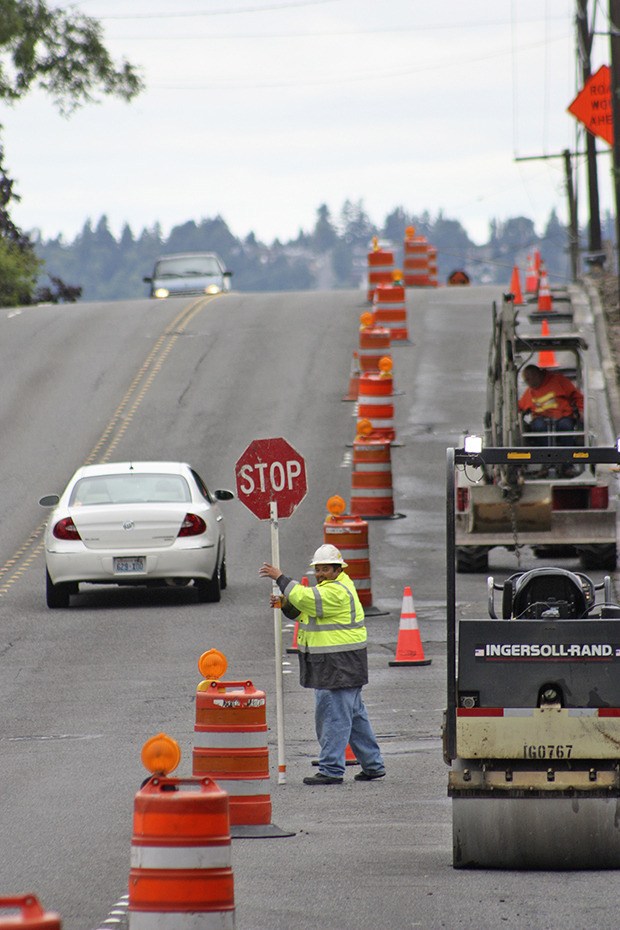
{"left": 284, "top": 575, "right": 367, "bottom": 652}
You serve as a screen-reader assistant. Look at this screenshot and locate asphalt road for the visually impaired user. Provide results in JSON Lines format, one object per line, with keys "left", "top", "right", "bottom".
{"left": 0, "top": 284, "right": 619, "bottom": 930}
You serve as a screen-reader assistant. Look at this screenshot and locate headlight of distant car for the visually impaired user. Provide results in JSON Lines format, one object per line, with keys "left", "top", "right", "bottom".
{"left": 154, "top": 287, "right": 170, "bottom": 299}
{"left": 205, "top": 284, "right": 222, "bottom": 295}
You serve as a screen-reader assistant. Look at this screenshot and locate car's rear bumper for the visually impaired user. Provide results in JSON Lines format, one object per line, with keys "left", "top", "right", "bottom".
{"left": 45, "top": 544, "right": 217, "bottom": 585}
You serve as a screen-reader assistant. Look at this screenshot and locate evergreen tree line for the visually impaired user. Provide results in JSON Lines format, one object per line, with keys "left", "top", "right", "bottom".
{"left": 28, "top": 200, "right": 614, "bottom": 303}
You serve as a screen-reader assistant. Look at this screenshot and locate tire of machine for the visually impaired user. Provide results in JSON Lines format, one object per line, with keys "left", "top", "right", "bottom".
{"left": 455, "top": 546, "right": 489, "bottom": 574}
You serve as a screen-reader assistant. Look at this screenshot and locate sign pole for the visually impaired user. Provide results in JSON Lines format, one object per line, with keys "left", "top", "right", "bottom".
{"left": 270, "top": 500, "right": 286, "bottom": 784}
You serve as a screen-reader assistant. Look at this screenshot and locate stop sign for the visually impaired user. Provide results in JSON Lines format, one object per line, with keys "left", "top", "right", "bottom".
{"left": 235, "top": 437, "right": 307, "bottom": 520}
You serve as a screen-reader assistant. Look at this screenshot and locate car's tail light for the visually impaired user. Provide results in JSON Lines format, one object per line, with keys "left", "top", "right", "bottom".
{"left": 178, "top": 513, "right": 207, "bottom": 537}
{"left": 53, "top": 517, "right": 82, "bottom": 540}
{"left": 456, "top": 487, "right": 470, "bottom": 512}
{"left": 590, "top": 486, "right": 609, "bottom": 509}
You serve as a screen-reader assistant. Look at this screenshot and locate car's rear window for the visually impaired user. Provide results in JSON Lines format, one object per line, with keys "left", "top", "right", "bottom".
{"left": 70, "top": 474, "right": 192, "bottom": 506}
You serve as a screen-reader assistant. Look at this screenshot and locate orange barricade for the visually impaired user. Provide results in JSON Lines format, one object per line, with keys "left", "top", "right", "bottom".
{"left": 323, "top": 512, "right": 373, "bottom": 608}
{"left": 367, "top": 248, "right": 394, "bottom": 302}
{"left": 358, "top": 324, "right": 392, "bottom": 373}
{"left": 403, "top": 230, "right": 430, "bottom": 287}
{"left": 351, "top": 435, "right": 397, "bottom": 519}
{"left": 356, "top": 372, "right": 395, "bottom": 442}
{"left": 129, "top": 775, "right": 235, "bottom": 929}
{"left": 427, "top": 246, "right": 438, "bottom": 287}
{"left": 193, "top": 680, "right": 270, "bottom": 827}
{"left": 0, "top": 897, "right": 61, "bottom": 930}
{"left": 372, "top": 284, "right": 410, "bottom": 342}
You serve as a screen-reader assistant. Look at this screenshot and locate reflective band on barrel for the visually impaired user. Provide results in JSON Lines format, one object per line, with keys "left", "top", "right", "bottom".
{"left": 130, "top": 844, "right": 232, "bottom": 870}
{"left": 351, "top": 488, "right": 393, "bottom": 498}
{"left": 129, "top": 911, "right": 235, "bottom": 930}
{"left": 341, "top": 547, "right": 370, "bottom": 558}
{"left": 215, "top": 778, "right": 271, "bottom": 795}
{"left": 193, "top": 730, "right": 268, "bottom": 749}
{"left": 358, "top": 394, "right": 393, "bottom": 406}
{"left": 354, "top": 466, "right": 392, "bottom": 474}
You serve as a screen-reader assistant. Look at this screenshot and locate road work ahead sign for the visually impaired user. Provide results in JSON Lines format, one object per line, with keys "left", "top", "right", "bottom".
{"left": 235, "top": 437, "right": 307, "bottom": 520}
{"left": 567, "top": 65, "right": 613, "bottom": 146}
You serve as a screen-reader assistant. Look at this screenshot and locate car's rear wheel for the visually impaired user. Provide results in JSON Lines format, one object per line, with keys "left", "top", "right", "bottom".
{"left": 46, "top": 569, "right": 71, "bottom": 609}
{"left": 195, "top": 565, "right": 221, "bottom": 603}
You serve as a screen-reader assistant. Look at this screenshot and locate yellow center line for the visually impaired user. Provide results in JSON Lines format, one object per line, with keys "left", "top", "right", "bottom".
{"left": 0, "top": 295, "right": 218, "bottom": 597}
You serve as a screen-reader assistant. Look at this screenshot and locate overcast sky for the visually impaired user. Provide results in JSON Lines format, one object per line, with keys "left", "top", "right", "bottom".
{"left": 2, "top": 0, "right": 613, "bottom": 246}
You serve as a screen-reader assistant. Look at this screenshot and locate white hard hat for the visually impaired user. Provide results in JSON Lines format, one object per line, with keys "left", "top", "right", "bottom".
{"left": 309, "top": 544, "right": 348, "bottom": 568}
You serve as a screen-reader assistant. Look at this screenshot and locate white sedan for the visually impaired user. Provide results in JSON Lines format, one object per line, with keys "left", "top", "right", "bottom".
{"left": 39, "top": 462, "right": 234, "bottom": 608}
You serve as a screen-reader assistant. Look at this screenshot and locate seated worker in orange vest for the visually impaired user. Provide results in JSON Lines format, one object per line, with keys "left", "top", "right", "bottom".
{"left": 518, "top": 364, "right": 584, "bottom": 448}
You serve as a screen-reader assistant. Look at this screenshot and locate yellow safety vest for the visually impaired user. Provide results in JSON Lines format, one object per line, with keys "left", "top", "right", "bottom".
{"left": 283, "top": 571, "right": 367, "bottom": 654}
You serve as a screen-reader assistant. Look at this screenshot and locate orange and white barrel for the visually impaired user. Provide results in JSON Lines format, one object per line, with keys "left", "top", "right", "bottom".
{"left": 356, "top": 373, "right": 395, "bottom": 441}
{"left": 366, "top": 249, "right": 394, "bottom": 302}
{"left": 403, "top": 234, "right": 430, "bottom": 287}
{"left": 372, "top": 284, "right": 410, "bottom": 342}
{"left": 427, "top": 246, "right": 438, "bottom": 287}
{"left": 358, "top": 325, "right": 392, "bottom": 372}
{"left": 323, "top": 512, "right": 372, "bottom": 607}
{"left": 129, "top": 776, "right": 235, "bottom": 930}
{"left": 192, "top": 680, "right": 270, "bottom": 827}
{"left": 351, "top": 436, "right": 395, "bottom": 518}
{"left": 0, "top": 897, "right": 61, "bottom": 930}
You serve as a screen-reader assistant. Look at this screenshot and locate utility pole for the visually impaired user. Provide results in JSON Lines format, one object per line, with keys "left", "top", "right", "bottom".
{"left": 610, "top": 0, "right": 620, "bottom": 285}
{"left": 577, "top": 0, "right": 604, "bottom": 262}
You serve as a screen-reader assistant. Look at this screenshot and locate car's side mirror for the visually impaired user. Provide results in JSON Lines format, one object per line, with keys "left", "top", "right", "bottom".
{"left": 224, "top": 271, "right": 233, "bottom": 278}
{"left": 39, "top": 494, "right": 60, "bottom": 507}
{"left": 143, "top": 276, "right": 152, "bottom": 283}
{"left": 214, "top": 489, "right": 235, "bottom": 501}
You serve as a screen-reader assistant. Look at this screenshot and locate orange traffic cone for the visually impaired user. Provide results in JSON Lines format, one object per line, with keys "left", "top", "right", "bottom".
{"left": 286, "top": 575, "right": 308, "bottom": 654}
{"left": 389, "top": 585, "right": 431, "bottom": 667}
{"left": 342, "top": 350, "right": 361, "bottom": 402}
{"left": 537, "top": 262, "right": 553, "bottom": 313}
{"left": 525, "top": 255, "right": 538, "bottom": 294}
{"left": 345, "top": 744, "right": 360, "bottom": 766}
{"left": 525, "top": 254, "right": 538, "bottom": 294}
{"left": 509, "top": 266, "right": 524, "bottom": 305}
{"left": 538, "top": 318, "right": 557, "bottom": 368}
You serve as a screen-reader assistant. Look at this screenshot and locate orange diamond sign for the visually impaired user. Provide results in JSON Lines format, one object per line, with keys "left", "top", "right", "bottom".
{"left": 567, "top": 65, "right": 613, "bottom": 145}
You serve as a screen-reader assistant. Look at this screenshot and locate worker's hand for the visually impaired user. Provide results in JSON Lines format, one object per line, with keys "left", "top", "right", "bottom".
{"left": 259, "top": 562, "right": 281, "bottom": 580}
{"left": 269, "top": 593, "right": 285, "bottom": 609}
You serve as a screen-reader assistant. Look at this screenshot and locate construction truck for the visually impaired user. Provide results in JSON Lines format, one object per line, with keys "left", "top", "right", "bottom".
{"left": 454, "top": 297, "right": 618, "bottom": 573}
{"left": 445, "top": 443, "right": 620, "bottom": 869}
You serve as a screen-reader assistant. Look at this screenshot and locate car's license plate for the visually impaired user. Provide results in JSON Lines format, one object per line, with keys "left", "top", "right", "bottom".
{"left": 113, "top": 557, "right": 145, "bottom": 573}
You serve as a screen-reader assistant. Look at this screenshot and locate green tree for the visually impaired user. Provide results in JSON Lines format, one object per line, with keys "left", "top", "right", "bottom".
{"left": 0, "top": 1, "right": 142, "bottom": 305}
{"left": 312, "top": 204, "right": 338, "bottom": 252}
{"left": 0, "top": 0, "right": 142, "bottom": 111}
{"left": 0, "top": 235, "right": 39, "bottom": 305}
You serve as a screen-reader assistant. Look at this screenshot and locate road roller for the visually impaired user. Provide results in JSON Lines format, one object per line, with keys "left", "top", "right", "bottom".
{"left": 445, "top": 442, "right": 620, "bottom": 869}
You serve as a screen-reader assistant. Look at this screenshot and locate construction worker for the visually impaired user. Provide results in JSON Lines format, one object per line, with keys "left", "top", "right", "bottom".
{"left": 259, "top": 543, "right": 385, "bottom": 785}
{"left": 518, "top": 364, "right": 584, "bottom": 446}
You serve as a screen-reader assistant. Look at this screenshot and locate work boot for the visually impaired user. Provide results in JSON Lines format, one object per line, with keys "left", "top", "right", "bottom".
{"left": 303, "top": 772, "right": 343, "bottom": 785}
{"left": 354, "top": 769, "right": 386, "bottom": 782}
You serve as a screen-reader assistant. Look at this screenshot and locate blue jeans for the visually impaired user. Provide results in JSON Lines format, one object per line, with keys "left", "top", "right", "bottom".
{"left": 315, "top": 687, "right": 384, "bottom": 778}
{"left": 529, "top": 416, "right": 578, "bottom": 446}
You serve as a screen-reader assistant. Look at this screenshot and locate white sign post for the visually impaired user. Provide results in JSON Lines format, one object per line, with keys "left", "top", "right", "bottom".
{"left": 234, "top": 438, "right": 308, "bottom": 785}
